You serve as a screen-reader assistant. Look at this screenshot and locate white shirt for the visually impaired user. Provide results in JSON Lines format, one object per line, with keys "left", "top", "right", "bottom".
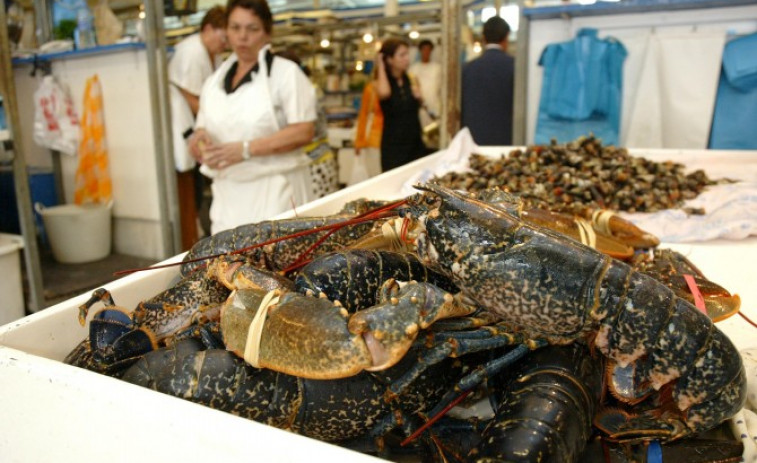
{"left": 169, "top": 33, "right": 220, "bottom": 97}
{"left": 167, "top": 33, "right": 221, "bottom": 171}
{"left": 409, "top": 60, "right": 442, "bottom": 128}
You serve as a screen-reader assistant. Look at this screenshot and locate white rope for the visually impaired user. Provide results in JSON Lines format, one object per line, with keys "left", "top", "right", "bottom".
{"left": 591, "top": 210, "right": 616, "bottom": 236}
{"left": 575, "top": 218, "right": 597, "bottom": 249}
{"left": 243, "top": 289, "right": 280, "bottom": 368}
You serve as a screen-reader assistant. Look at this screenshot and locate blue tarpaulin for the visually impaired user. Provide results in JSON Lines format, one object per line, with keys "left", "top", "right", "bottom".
{"left": 709, "top": 32, "right": 757, "bottom": 150}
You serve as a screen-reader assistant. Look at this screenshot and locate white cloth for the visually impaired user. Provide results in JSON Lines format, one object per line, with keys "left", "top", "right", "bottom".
{"left": 730, "top": 349, "right": 757, "bottom": 463}
{"left": 409, "top": 60, "right": 442, "bottom": 128}
{"left": 168, "top": 33, "right": 221, "bottom": 171}
{"left": 400, "top": 128, "right": 479, "bottom": 197}
{"left": 621, "top": 182, "right": 757, "bottom": 242}
{"left": 623, "top": 31, "right": 726, "bottom": 149}
{"left": 196, "top": 45, "right": 317, "bottom": 234}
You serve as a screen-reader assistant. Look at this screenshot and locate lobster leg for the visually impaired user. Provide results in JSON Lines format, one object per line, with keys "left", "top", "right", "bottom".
{"left": 386, "top": 326, "right": 544, "bottom": 400}
{"left": 77, "top": 287, "right": 116, "bottom": 326}
{"left": 423, "top": 343, "right": 540, "bottom": 419}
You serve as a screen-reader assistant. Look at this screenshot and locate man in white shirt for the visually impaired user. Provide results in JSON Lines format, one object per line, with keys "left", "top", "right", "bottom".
{"left": 409, "top": 39, "right": 442, "bottom": 133}
{"left": 168, "top": 6, "right": 227, "bottom": 247}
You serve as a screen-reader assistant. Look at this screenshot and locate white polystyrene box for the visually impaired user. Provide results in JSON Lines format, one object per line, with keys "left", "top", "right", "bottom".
{"left": 0, "top": 233, "right": 24, "bottom": 325}
{"left": 1, "top": 147, "right": 756, "bottom": 462}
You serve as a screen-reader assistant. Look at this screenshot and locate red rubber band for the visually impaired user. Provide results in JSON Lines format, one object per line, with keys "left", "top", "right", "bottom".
{"left": 683, "top": 274, "right": 707, "bottom": 314}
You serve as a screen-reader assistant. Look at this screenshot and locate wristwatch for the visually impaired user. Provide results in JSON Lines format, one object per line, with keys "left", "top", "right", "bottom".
{"left": 241, "top": 140, "right": 250, "bottom": 160}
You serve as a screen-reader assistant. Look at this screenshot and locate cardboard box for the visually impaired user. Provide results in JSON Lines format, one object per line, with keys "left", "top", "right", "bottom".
{"left": 1, "top": 147, "right": 755, "bottom": 462}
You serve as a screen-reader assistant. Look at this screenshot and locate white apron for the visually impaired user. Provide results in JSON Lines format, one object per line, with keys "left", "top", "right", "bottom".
{"left": 198, "top": 48, "right": 313, "bottom": 234}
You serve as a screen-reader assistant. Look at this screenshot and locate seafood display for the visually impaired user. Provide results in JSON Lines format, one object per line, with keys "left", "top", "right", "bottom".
{"left": 413, "top": 184, "right": 746, "bottom": 443}
{"left": 62, "top": 178, "right": 750, "bottom": 462}
{"left": 433, "top": 136, "right": 731, "bottom": 217}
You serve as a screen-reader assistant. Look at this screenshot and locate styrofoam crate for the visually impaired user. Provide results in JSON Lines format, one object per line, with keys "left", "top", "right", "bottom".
{"left": 1, "top": 146, "right": 756, "bottom": 462}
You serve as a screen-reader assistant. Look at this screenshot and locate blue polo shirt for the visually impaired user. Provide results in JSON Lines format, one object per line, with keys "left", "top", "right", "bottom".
{"left": 709, "top": 32, "right": 757, "bottom": 150}
{"left": 535, "top": 28, "right": 627, "bottom": 146}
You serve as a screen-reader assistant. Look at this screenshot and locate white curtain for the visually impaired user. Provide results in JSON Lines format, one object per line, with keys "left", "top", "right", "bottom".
{"left": 623, "top": 31, "right": 726, "bottom": 148}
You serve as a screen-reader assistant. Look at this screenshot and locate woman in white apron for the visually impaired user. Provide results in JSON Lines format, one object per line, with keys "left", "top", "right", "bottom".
{"left": 188, "top": 0, "right": 317, "bottom": 235}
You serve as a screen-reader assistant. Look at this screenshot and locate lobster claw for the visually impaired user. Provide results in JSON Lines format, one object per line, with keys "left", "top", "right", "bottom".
{"left": 633, "top": 249, "right": 741, "bottom": 322}
{"left": 89, "top": 307, "right": 157, "bottom": 367}
{"left": 581, "top": 434, "right": 744, "bottom": 462}
{"left": 594, "top": 408, "right": 685, "bottom": 443}
{"left": 667, "top": 273, "right": 741, "bottom": 322}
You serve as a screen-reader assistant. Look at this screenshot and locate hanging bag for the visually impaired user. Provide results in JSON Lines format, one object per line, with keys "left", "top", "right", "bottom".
{"left": 33, "top": 75, "right": 80, "bottom": 155}
{"left": 348, "top": 152, "right": 370, "bottom": 186}
{"left": 74, "top": 74, "right": 112, "bottom": 205}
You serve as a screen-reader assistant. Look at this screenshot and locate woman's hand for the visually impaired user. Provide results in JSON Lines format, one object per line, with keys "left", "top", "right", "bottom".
{"left": 374, "top": 53, "right": 384, "bottom": 73}
{"left": 188, "top": 128, "right": 213, "bottom": 161}
{"left": 202, "top": 141, "right": 246, "bottom": 169}
{"left": 374, "top": 52, "right": 391, "bottom": 100}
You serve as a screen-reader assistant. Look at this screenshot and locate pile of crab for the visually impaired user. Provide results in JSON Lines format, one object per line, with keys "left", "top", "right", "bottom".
{"left": 65, "top": 183, "right": 747, "bottom": 463}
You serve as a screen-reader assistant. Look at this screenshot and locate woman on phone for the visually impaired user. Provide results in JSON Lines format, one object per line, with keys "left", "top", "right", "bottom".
{"left": 374, "top": 38, "right": 426, "bottom": 172}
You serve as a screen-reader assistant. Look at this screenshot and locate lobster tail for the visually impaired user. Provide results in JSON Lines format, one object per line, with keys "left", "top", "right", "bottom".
{"left": 473, "top": 342, "right": 604, "bottom": 462}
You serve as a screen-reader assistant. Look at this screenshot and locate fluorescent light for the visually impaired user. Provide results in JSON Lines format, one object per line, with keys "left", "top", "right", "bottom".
{"left": 499, "top": 5, "right": 520, "bottom": 32}
{"left": 481, "top": 7, "right": 496, "bottom": 23}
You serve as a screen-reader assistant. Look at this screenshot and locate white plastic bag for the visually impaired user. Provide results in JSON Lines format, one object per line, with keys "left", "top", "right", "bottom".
{"left": 33, "top": 75, "right": 80, "bottom": 155}
{"left": 348, "top": 152, "right": 370, "bottom": 186}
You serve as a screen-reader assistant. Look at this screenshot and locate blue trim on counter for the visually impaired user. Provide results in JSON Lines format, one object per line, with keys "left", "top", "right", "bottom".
{"left": 12, "top": 42, "right": 147, "bottom": 66}
{"left": 523, "top": 0, "right": 757, "bottom": 20}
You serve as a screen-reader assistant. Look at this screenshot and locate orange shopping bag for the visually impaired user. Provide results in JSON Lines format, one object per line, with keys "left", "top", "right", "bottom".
{"left": 74, "top": 74, "right": 112, "bottom": 205}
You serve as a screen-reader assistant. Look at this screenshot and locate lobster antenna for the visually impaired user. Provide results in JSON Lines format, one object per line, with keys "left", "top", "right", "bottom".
{"left": 400, "top": 389, "right": 472, "bottom": 446}
{"left": 113, "top": 200, "right": 408, "bottom": 277}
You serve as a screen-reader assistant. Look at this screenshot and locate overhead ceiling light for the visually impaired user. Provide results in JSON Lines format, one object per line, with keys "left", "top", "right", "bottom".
{"left": 409, "top": 30, "right": 420, "bottom": 40}
{"left": 355, "top": 60, "right": 364, "bottom": 71}
{"left": 363, "top": 31, "right": 374, "bottom": 43}
{"left": 320, "top": 38, "right": 330, "bottom": 48}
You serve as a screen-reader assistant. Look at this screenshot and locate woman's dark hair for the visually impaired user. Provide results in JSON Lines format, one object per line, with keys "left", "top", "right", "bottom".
{"left": 201, "top": 5, "right": 227, "bottom": 30}
{"left": 380, "top": 37, "right": 409, "bottom": 68}
{"left": 226, "top": 0, "right": 273, "bottom": 35}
